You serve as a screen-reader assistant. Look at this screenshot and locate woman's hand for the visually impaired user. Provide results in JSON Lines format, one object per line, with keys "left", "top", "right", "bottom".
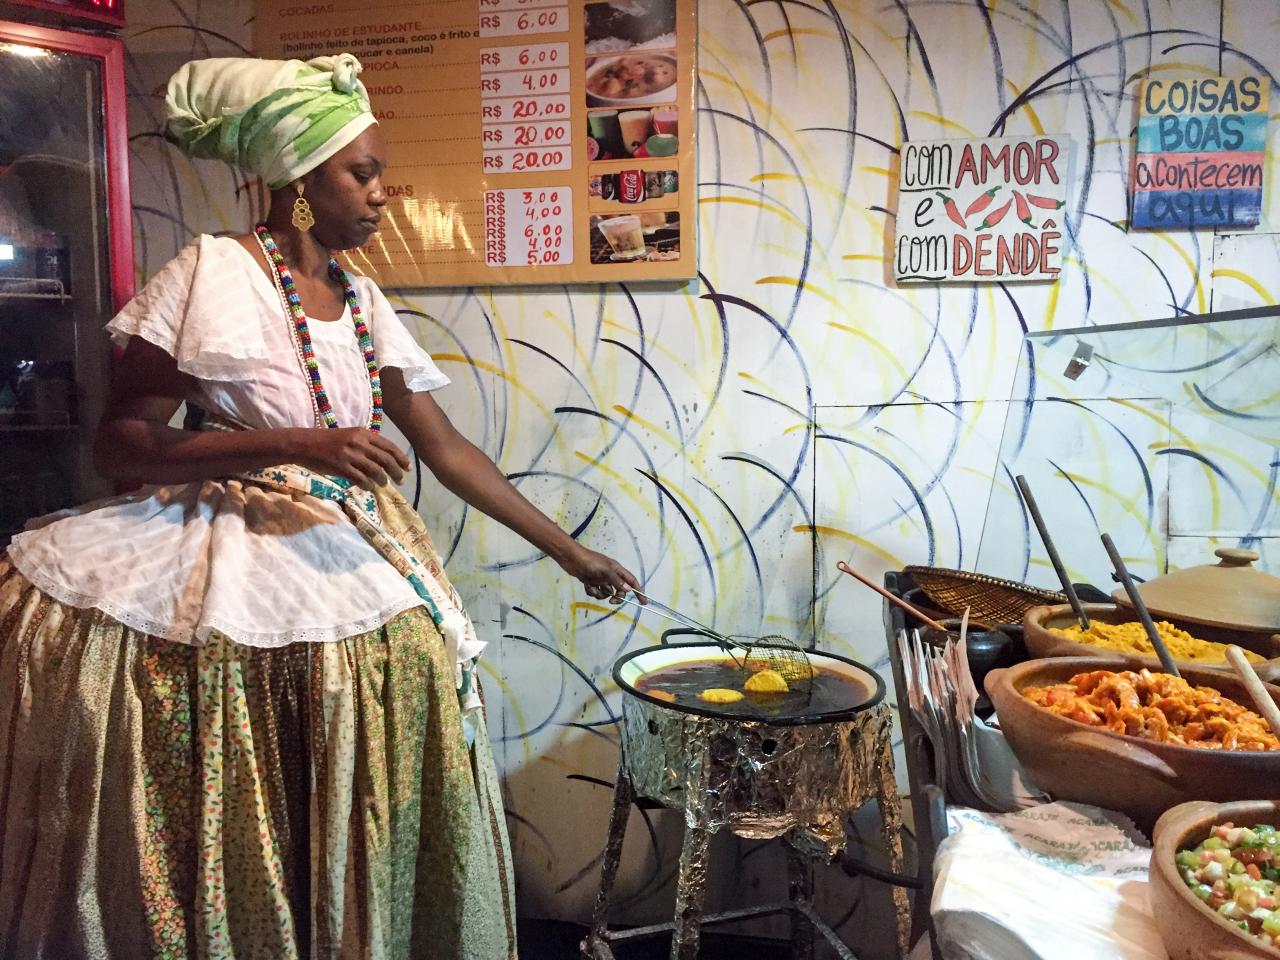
{"left": 294, "top": 427, "right": 411, "bottom": 488}
{"left": 557, "top": 543, "right": 642, "bottom": 603}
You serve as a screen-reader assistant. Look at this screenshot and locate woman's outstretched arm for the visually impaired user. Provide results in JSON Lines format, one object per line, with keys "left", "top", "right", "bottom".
{"left": 381, "top": 367, "right": 640, "bottom": 601}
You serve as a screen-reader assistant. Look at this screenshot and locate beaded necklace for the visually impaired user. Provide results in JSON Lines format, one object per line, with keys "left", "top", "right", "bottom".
{"left": 254, "top": 224, "right": 383, "bottom": 432}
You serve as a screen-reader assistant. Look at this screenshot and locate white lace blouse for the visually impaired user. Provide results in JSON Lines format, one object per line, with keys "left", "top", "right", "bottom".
{"left": 6, "top": 235, "right": 474, "bottom": 653}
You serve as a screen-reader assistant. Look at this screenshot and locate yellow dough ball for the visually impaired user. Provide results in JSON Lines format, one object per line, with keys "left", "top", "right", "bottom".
{"left": 743, "top": 669, "right": 789, "bottom": 694}
{"left": 698, "top": 688, "right": 745, "bottom": 704}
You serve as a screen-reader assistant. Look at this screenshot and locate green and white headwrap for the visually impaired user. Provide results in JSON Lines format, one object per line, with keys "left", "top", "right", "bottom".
{"left": 164, "top": 54, "right": 377, "bottom": 190}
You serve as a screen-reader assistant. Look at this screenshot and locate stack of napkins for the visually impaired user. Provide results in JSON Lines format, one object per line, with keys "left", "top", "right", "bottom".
{"left": 897, "top": 625, "right": 1046, "bottom": 811}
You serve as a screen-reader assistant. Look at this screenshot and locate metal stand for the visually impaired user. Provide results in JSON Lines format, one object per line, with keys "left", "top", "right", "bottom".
{"left": 583, "top": 706, "right": 910, "bottom": 960}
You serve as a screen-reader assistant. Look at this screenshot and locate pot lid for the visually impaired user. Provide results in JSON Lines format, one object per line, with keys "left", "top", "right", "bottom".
{"left": 1112, "top": 547, "right": 1280, "bottom": 632}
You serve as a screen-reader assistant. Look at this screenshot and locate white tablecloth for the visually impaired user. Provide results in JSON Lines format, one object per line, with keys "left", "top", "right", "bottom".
{"left": 926, "top": 802, "right": 1169, "bottom": 960}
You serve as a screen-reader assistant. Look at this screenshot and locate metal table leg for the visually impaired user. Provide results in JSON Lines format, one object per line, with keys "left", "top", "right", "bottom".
{"left": 875, "top": 725, "right": 912, "bottom": 959}
{"left": 670, "top": 820, "right": 712, "bottom": 960}
{"left": 583, "top": 765, "right": 634, "bottom": 959}
{"left": 786, "top": 841, "right": 816, "bottom": 960}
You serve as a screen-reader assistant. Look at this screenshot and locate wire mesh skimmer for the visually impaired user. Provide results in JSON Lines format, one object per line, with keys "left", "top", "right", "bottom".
{"left": 619, "top": 593, "right": 815, "bottom": 684}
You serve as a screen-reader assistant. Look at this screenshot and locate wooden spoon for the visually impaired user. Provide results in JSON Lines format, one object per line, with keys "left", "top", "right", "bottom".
{"left": 1015, "top": 475, "right": 1090, "bottom": 629}
{"left": 1225, "top": 645, "right": 1280, "bottom": 740}
{"left": 1101, "top": 534, "right": 1180, "bottom": 678}
{"left": 836, "top": 561, "right": 948, "bottom": 632}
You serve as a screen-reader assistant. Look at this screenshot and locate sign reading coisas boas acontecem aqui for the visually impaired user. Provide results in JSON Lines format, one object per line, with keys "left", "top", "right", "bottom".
{"left": 1131, "top": 75, "right": 1269, "bottom": 230}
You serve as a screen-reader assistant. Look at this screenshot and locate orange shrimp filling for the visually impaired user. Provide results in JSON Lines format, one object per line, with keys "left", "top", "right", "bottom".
{"left": 1023, "top": 669, "right": 1280, "bottom": 751}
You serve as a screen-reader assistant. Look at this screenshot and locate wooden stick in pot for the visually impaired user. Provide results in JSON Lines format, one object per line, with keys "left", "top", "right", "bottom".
{"left": 1225, "top": 645, "right": 1280, "bottom": 740}
{"left": 835, "top": 561, "right": 948, "bottom": 632}
{"left": 1014, "top": 475, "right": 1090, "bottom": 629}
{"left": 1100, "top": 534, "right": 1180, "bottom": 678}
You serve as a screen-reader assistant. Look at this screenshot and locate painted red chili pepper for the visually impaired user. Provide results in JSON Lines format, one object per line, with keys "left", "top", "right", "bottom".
{"left": 978, "top": 197, "right": 1015, "bottom": 229}
{"left": 1027, "top": 192, "right": 1064, "bottom": 210}
{"left": 936, "top": 191, "right": 966, "bottom": 227}
{"left": 965, "top": 186, "right": 1000, "bottom": 218}
{"left": 1013, "top": 189, "right": 1033, "bottom": 225}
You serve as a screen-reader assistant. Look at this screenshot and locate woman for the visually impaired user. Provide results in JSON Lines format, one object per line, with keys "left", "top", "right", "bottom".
{"left": 0, "top": 54, "right": 638, "bottom": 960}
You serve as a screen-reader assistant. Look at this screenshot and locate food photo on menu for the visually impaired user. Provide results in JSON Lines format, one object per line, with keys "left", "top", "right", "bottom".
{"left": 589, "top": 210, "right": 680, "bottom": 264}
{"left": 585, "top": 53, "right": 678, "bottom": 108}
{"left": 588, "top": 168, "right": 677, "bottom": 202}
{"left": 585, "top": 0, "right": 678, "bottom": 111}
{"left": 587, "top": 105, "right": 678, "bottom": 160}
{"left": 585, "top": 0, "right": 677, "bottom": 53}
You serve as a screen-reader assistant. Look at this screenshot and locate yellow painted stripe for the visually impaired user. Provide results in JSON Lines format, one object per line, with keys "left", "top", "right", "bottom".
{"left": 1051, "top": 467, "right": 1166, "bottom": 561}
{"left": 825, "top": 320, "right": 913, "bottom": 382}
{"left": 652, "top": 472, "right": 722, "bottom": 554}
{"left": 571, "top": 601, "right": 662, "bottom": 644}
{"left": 1004, "top": 79, "right": 1045, "bottom": 134}
{"left": 762, "top": 27, "right": 836, "bottom": 43}
{"left": 1210, "top": 268, "right": 1274, "bottom": 304}
{"left": 1101, "top": 0, "right": 1140, "bottom": 27}
{"left": 753, "top": 275, "right": 913, "bottom": 381}
{"left": 698, "top": 195, "right": 809, "bottom": 233}
{"left": 611, "top": 404, "right": 680, "bottom": 449}
{"left": 737, "top": 370, "right": 773, "bottom": 388}
{"left": 1110, "top": 397, "right": 1221, "bottom": 526}
{"left": 799, "top": 524, "right": 905, "bottom": 568}
{"left": 749, "top": 171, "right": 888, "bottom": 214}
{"left": 572, "top": 451, "right": 664, "bottom": 519}
{"left": 907, "top": 112, "right": 979, "bottom": 137}
{"left": 1129, "top": 61, "right": 1222, "bottom": 83}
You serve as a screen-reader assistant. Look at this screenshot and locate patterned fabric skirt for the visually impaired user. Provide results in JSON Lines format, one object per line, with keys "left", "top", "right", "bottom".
{"left": 0, "top": 556, "right": 517, "bottom": 960}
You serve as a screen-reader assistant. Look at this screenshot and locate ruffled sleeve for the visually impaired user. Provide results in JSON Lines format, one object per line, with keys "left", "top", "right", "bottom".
{"left": 356, "top": 278, "right": 450, "bottom": 392}
{"left": 106, "top": 235, "right": 271, "bottom": 381}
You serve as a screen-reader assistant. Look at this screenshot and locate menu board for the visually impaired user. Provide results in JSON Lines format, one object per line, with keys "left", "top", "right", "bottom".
{"left": 256, "top": 0, "right": 696, "bottom": 287}
{"left": 894, "top": 135, "right": 1067, "bottom": 284}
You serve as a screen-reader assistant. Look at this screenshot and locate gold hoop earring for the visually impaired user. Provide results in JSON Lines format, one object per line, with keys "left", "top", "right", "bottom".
{"left": 292, "top": 182, "right": 315, "bottom": 231}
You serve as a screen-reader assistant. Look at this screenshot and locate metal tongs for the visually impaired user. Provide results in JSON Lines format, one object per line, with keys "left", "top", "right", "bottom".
{"left": 618, "top": 592, "right": 745, "bottom": 666}
{"left": 618, "top": 592, "right": 814, "bottom": 683}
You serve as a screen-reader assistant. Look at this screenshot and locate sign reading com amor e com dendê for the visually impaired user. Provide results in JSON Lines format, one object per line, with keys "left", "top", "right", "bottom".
{"left": 894, "top": 135, "right": 1069, "bottom": 284}
{"left": 1132, "top": 75, "right": 1269, "bottom": 230}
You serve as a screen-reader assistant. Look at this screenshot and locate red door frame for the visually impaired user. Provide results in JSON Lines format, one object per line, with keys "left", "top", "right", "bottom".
{"left": 5, "top": 0, "right": 126, "bottom": 31}
{"left": 0, "top": 19, "right": 135, "bottom": 309}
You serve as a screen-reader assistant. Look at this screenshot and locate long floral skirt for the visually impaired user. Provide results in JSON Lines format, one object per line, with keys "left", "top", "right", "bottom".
{"left": 0, "top": 556, "right": 517, "bottom": 960}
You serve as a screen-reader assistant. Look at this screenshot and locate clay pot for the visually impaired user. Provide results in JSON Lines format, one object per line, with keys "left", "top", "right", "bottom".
{"left": 1113, "top": 548, "right": 1280, "bottom": 635}
{"left": 1024, "top": 603, "right": 1280, "bottom": 683}
{"left": 984, "top": 656, "right": 1280, "bottom": 833}
{"left": 1150, "top": 800, "right": 1280, "bottom": 960}
{"left": 919, "top": 620, "right": 1025, "bottom": 700}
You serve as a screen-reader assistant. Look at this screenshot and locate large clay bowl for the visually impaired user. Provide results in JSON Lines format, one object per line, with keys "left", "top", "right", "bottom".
{"left": 985, "top": 656, "right": 1280, "bottom": 833}
{"left": 1150, "top": 800, "right": 1280, "bottom": 960}
{"left": 1024, "top": 604, "right": 1280, "bottom": 684}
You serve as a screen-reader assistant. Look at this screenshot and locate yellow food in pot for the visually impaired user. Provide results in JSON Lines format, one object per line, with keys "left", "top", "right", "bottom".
{"left": 1051, "top": 620, "right": 1261, "bottom": 664}
{"left": 698, "top": 688, "right": 745, "bottom": 704}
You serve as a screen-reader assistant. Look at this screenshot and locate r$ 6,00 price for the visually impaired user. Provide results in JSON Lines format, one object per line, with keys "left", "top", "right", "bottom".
{"left": 523, "top": 224, "right": 565, "bottom": 242}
